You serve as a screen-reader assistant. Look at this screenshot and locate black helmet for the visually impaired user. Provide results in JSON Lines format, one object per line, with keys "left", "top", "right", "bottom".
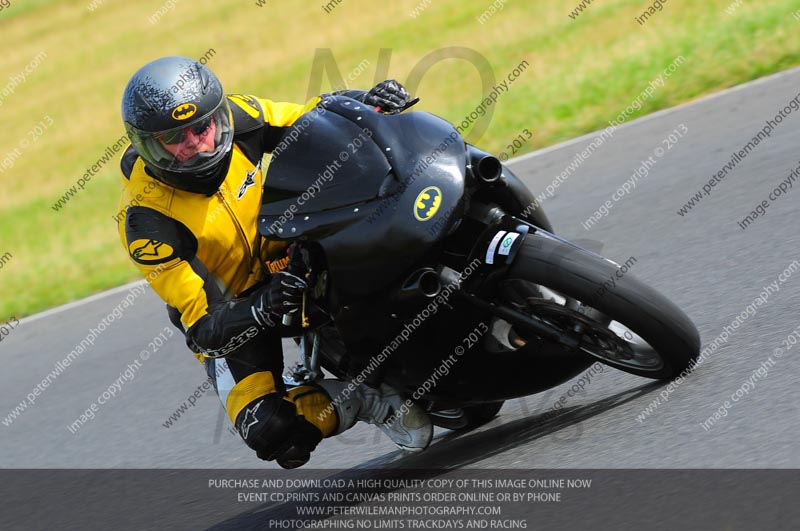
{"left": 121, "top": 56, "right": 234, "bottom": 195}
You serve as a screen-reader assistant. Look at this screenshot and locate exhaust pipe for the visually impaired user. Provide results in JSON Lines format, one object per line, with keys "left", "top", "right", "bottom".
{"left": 394, "top": 268, "right": 442, "bottom": 303}
{"left": 467, "top": 146, "right": 502, "bottom": 184}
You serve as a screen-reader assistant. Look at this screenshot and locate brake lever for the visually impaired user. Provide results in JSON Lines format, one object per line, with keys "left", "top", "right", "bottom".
{"left": 375, "top": 97, "right": 421, "bottom": 115}
{"left": 281, "top": 245, "right": 309, "bottom": 327}
{"left": 400, "top": 97, "right": 420, "bottom": 111}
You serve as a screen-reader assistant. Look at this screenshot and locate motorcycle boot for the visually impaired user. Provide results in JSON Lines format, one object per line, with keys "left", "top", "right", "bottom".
{"left": 317, "top": 379, "right": 433, "bottom": 452}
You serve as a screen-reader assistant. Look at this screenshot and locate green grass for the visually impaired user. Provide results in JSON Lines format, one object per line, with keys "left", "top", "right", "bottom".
{"left": 0, "top": 0, "right": 798, "bottom": 320}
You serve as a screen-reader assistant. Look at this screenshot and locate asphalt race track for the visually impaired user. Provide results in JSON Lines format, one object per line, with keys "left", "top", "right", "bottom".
{"left": 2, "top": 68, "right": 799, "bottom": 529}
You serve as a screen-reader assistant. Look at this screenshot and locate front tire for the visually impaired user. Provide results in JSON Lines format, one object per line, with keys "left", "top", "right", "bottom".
{"left": 499, "top": 234, "right": 700, "bottom": 379}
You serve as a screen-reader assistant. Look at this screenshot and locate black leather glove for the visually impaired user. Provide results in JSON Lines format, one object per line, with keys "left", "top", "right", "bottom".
{"left": 252, "top": 271, "right": 307, "bottom": 327}
{"left": 362, "top": 80, "right": 411, "bottom": 114}
{"left": 184, "top": 271, "right": 308, "bottom": 357}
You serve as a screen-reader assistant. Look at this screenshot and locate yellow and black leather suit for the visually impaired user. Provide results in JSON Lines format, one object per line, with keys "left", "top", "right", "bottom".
{"left": 117, "top": 93, "right": 346, "bottom": 464}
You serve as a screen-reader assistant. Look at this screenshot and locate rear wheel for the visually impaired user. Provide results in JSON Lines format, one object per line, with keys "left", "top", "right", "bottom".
{"left": 490, "top": 234, "right": 700, "bottom": 380}
{"left": 430, "top": 401, "right": 505, "bottom": 430}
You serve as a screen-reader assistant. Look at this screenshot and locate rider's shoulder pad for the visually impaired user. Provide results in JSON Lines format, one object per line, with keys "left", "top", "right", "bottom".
{"left": 124, "top": 206, "right": 197, "bottom": 266}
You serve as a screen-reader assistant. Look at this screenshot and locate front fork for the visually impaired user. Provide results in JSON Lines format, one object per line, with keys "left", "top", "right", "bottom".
{"left": 454, "top": 208, "right": 592, "bottom": 351}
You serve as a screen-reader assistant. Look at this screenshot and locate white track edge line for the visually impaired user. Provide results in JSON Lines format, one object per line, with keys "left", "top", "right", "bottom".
{"left": 18, "top": 280, "right": 148, "bottom": 326}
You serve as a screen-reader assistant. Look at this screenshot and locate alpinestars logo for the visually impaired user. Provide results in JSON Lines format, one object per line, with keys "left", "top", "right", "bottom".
{"left": 237, "top": 161, "right": 260, "bottom": 200}
{"left": 197, "top": 326, "right": 260, "bottom": 358}
{"left": 240, "top": 401, "right": 262, "bottom": 439}
{"left": 251, "top": 297, "right": 276, "bottom": 327}
{"left": 132, "top": 239, "right": 165, "bottom": 259}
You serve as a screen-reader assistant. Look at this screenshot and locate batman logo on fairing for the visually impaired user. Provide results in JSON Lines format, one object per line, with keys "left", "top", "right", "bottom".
{"left": 414, "top": 186, "right": 443, "bottom": 221}
{"left": 171, "top": 103, "right": 197, "bottom": 121}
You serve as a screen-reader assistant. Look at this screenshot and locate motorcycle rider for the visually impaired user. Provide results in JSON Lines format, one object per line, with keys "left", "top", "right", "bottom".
{"left": 117, "top": 56, "right": 432, "bottom": 468}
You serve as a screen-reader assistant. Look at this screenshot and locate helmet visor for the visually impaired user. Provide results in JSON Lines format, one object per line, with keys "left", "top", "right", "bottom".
{"left": 128, "top": 100, "right": 233, "bottom": 175}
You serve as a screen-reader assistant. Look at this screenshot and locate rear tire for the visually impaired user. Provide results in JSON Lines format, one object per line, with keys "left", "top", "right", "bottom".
{"left": 430, "top": 401, "right": 505, "bottom": 430}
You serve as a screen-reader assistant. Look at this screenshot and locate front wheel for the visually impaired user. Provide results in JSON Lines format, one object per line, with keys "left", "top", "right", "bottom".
{"left": 493, "top": 233, "right": 700, "bottom": 379}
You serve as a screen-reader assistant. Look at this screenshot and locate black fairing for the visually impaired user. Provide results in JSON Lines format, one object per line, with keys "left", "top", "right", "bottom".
{"left": 260, "top": 97, "right": 466, "bottom": 297}
{"left": 501, "top": 166, "right": 554, "bottom": 232}
{"left": 256, "top": 97, "right": 594, "bottom": 405}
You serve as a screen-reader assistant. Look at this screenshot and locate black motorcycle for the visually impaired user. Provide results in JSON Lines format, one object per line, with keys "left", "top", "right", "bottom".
{"left": 259, "top": 96, "right": 700, "bottom": 430}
